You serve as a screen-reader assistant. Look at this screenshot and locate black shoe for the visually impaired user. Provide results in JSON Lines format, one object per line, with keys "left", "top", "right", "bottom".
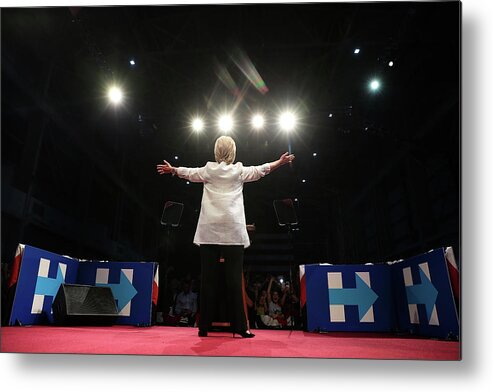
{"left": 198, "top": 329, "right": 208, "bottom": 337}
{"left": 233, "top": 331, "right": 255, "bottom": 339}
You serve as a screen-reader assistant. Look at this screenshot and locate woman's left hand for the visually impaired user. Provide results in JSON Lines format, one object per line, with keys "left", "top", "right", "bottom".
{"left": 156, "top": 160, "right": 175, "bottom": 175}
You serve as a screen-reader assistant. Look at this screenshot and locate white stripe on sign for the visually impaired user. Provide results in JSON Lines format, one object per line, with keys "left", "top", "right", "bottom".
{"left": 403, "top": 267, "right": 413, "bottom": 287}
{"left": 38, "top": 258, "right": 50, "bottom": 277}
{"left": 96, "top": 268, "right": 109, "bottom": 284}
{"left": 31, "top": 294, "right": 44, "bottom": 314}
{"left": 330, "top": 304, "right": 345, "bottom": 322}
{"left": 119, "top": 269, "right": 134, "bottom": 316}
{"left": 408, "top": 304, "right": 419, "bottom": 324}
{"left": 327, "top": 272, "right": 343, "bottom": 289}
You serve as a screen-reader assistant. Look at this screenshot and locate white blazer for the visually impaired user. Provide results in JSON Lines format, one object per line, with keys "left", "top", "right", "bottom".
{"left": 176, "top": 161, "right": 271, "bottom": 248}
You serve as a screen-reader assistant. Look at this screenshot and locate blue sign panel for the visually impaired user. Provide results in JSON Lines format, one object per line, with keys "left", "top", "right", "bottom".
{"left": 77, "top": 261, "right": 154, "bottom": 326}
{"left": 391, "top": 248, "right": 459, "bottom": 339}
{"left": 305, "top": 264, "right": 394, "bottom": 332}
{"left": 9, "top": 245, "right": 79, "bottom": 325}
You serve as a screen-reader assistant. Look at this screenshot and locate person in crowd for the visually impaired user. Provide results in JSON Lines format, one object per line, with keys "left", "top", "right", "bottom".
{"left": 281, "top": 281, "right": 300, "bottom": 327}
{"left": 174, "top": 280, "right": 198, "bottom": 327}
{"left": 262, "top": 276, "right": 287, "bottom": 327}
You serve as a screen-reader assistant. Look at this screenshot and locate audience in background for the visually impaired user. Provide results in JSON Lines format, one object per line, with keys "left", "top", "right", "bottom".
{"left": 156, "top": 269, "right": 301, "bottom": 330}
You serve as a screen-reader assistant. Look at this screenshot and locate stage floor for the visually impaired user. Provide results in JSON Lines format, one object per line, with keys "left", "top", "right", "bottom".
{"left": 0, "top": 325, "right": 460, "bottom": 360}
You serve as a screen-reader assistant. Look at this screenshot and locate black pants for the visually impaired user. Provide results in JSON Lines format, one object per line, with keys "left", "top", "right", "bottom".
{"left": 199, "top": 245, "right": 247, "bottom": 332}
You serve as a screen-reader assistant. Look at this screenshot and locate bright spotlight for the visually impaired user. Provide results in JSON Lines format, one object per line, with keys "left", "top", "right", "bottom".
{"left": 279, "top": 111, "right": 297, "bottom": 132}
{"left": 251, "top": 114, "right": 265, "bottom": 130}
{"left": 354, "top": 48, "right": 360, "bottom": 54}
{"left": 108, "top": 86, "right": 123, "bottom": 104}
{"left": 369, "top": 79, "right": 381, "bottom": 92}
{"left": 129, "top": 59, "right": 136, "bottom": 66}
{"left": 218, "top": 114, "right": 234, "bottom": 133}
{"left": 388, "top": 61, "right": 394, "bottom": 67}
{"left": 313, "top": 152, "right": 317, "bottom": 157}
{"left": 191, "top": 118, "right": 204, "bottom": 132}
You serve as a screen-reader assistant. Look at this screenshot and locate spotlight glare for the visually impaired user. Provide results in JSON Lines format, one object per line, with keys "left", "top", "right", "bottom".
{"left": 191, "top": 118, "right": 204, "bottom": 132}
{"left": 313, "top": 152, "right": 317, "bottom": 157}
{"left": 129, "top": 59, "right": 136, "bottom": 66}
{"left": 302, "top": 179, "right": 306, "bottom": 183}
{"left": 354, "top": 48, "right": 360, "bottom": 54}
{"left": 370, "top": 79, "right": 381, "bottom": 91}
{"left": 251, "top": 114, "right": 265, "bottom": 130}
{"left": 218, "top": 114, "right": 234, "bottom": 133}
{"left": 388, "top": 61, "right": 394, "bottom": 67}
{"left": 279, "top": 111, "right": 297, "bottom": 132}
{"left": 174, "top": 156, "right": 179, "bottom": 160}
{"left": 108, "top": 86, "right": 123, "bottom": 104}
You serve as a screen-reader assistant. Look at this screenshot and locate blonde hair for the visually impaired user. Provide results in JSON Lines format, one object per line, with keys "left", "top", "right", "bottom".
{"left": 214, "top": 136, "right": 236, "bottom": 164}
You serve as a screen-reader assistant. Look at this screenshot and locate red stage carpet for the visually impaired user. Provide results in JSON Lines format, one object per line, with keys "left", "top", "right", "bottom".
{"left": 0, "top": 326, "right": 460, "bottom": 360}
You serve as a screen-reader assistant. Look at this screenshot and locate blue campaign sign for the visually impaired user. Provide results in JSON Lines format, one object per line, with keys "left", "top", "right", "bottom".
{"left": 392, "top": 248, "right": 459, "bottom": 339}
{"left": 77, "top": 261, "right": 155, "bottom": 326}
{"left": 305, "top": 264, "right": 394, "bottom": 332}
{"left": 9, "top": 245, "right": 79, "bottom": 325}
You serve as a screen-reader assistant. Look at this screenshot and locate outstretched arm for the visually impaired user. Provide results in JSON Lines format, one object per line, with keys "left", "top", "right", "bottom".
{"left": 156, "top": 160, "right": 177, "bottom": 175}
{"left": 241, "top": 152, "right": 295, "bottom": 183}
{"left": 268, "top": 152, "right": 295, "bottom": 173}
{"left": 157, "top": 160, "right": 207, "bottom": 182}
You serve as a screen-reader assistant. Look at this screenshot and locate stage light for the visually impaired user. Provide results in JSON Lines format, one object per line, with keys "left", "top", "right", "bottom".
{"left": 191, "top": 118, "right": 204, "bottom": 132}
{"left": 388, "top": 61, "right": 394, "bottom": 67}
{"left": 218, "top": 114, "right": 234, "bottom": 133}
{"left": 354, "top": 48, "right": 360, "bottom": 54}
{"left": 108, "top": 86, "right": 123, "bottom": 104}
{"left": 302, "top": 179, "right": 306, "bottom": 183}
{"left": 186, "top": 181, "right": 190, "bottom": 185}
{"left": 329, "top": 113, "right": 333, "bottom": 118}
{"left": 369, "top": 79, "right": 381, "bottom": 92}
{"left": 251, "top": 114, "right": 265, "bottom": 130}
{"left": 313, "top": 152, "right": 317, "bottom": 157}
{"left": 174, "top": 156, "right": 179, "bottom": 160}
{"left": 129, "top": 59, "right": 136, "bottom": 66}
{"left": 279, "top": 111, "right": 297, "bottom": 132}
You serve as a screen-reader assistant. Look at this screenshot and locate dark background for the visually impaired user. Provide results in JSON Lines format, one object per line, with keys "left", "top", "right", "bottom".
{"left": 1, "top": 2, "right": 460, "bottom": 282}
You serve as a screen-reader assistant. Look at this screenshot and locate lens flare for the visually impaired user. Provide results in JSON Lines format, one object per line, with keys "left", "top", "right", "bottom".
{"left": 251, "top": 114, "right": 265, "bottom": 130}
{"left": 279, "top": 111, "right": 297, "bottom": 132}
{"left": 108, "top": 86, "right": 123, "bottom": 104}
{"left": 191, "top": 118, "right": 204, "bottom": 132}
{"left": 218, "top": 114, "right": 234, "bottom": 133}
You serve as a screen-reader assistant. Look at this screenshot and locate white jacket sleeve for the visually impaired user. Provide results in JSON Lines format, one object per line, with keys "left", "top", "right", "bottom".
{"left": 240, "top": 163, "right": 271, "bottom": 183}
{"left": 176, "top": 166, "right": 208, "bottom": 183}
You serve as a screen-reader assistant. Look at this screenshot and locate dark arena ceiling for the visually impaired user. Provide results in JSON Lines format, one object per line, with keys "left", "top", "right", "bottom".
{"left": 1, "top": 2, "right": 460, "bottom": 271}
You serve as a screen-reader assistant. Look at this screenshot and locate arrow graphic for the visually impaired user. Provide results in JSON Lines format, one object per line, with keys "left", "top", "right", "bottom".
{"left": 97, "top": 271, "right": 137, "bottom": 312}
{"left": 34, "top": 264, "right": 64, "bottom": 297}
{"left": 405, "top": 267, "right": 438, "bottom": 322}
{"left": 328, "top": 274, "right": 378, "bottom": 321}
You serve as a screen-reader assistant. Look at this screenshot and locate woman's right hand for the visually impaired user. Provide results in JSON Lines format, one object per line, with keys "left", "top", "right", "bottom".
{"left": 279, "top": 152, "right": 295, "bottom": 165}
